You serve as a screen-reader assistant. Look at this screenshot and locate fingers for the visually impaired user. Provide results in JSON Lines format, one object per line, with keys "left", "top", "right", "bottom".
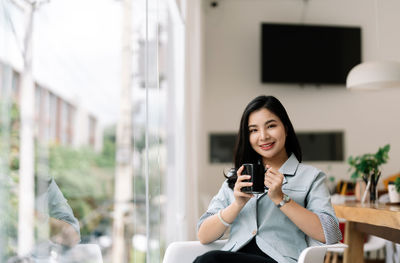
{"left": 237, "top": 165, "right": 244, "bottom": 176}
{"left": 235, "top": 174, "right": 252, "bottom": 190}
{"left": 234, "top": 165, "right": 254, "bottom": 199}
{"left": 238, "top": 192, "right": 254, "bottom": 199}
{"left": 264, "top": 167, "right": 284, "bottom": 202}
{"left": 234, "top": 180, "right": 254, "bottom": 198}
{"left": 264, "top": 167, "right": 284, "bottom": 189}
{"left": 235, "top": 167, "right": 251, "bottom": 187}
{"left": 264, "top": 167, "right": 283, "bottom": 180}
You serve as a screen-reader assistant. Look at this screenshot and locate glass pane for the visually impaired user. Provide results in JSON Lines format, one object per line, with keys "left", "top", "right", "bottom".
{"left": 0, "top": 1, "right": 23, "bottom": 260}
{"left": 0, "top": 63, "right": 16, "bottom": 262}
{"left": 131, "top": 1, "right": 146, "bottom": 261}
{"left": 147, "top": 0, "right": 168, "bottom": 262}
{"left": 1, "top": 0, "right": 177, "bottom": 261}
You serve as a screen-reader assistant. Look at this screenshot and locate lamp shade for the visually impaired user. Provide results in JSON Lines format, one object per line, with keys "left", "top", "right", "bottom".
{"left": 346, "top": 61, "right": 400, "bottom": 89}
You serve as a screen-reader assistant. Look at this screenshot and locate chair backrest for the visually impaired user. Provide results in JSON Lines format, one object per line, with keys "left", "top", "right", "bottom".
{"left": 162, "top": 240, "right": 226, "bottom": 263}
{"left": 298, "top": 243, "right": 348, "bottom": 263}
{"left": 297, "top": 246, "right": 328, "bottom": 263}
{"left": 163, "top": 240, "right": 348, "bottom": 263}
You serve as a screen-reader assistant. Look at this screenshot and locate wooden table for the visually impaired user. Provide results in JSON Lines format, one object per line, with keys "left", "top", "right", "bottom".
{"left": 333, "top": 202, "right": 400, "bottom": 263}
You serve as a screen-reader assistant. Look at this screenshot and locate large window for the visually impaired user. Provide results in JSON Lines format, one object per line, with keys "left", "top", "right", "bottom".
{"left": 0, "top": 0, "right": 184, "bottom": 262}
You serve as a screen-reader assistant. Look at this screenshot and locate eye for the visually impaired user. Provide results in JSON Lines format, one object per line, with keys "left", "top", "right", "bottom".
{"left": 267, "top": 124, "right": 277, "bottom": 129}
{"left": 249, "top": 129, "right": 257, "bottom": 133}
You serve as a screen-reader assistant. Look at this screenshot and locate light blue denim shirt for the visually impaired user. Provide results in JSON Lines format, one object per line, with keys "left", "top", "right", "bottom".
{"left": 197, "top": 154, "right": 342, "bottom": 263}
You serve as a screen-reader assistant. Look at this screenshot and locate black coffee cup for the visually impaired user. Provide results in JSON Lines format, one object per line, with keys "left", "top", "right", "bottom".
{"left": 241, "top": 163, "right": 265, "bottom": 194}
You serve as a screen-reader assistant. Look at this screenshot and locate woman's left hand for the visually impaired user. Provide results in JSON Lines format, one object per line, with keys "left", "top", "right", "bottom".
{"left": 264, "top": 165, "right": 284, "bottom": 205}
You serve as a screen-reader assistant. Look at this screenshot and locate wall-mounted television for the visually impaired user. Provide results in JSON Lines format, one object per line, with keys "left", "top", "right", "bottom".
{"left": 209, "top": 133, "right": 236, "bottom": 163}
{"left": 261, "top": 23, "right": 361, "bottom": 85}
{"left": 297, "top": 131, "right": 344, "bottom": 161}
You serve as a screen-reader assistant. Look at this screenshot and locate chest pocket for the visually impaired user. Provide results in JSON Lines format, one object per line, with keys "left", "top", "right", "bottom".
{"left": 282, "top": 185, "right": 307, "bottom": 207}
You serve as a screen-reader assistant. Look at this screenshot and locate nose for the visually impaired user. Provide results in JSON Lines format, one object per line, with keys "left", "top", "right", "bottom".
{"left": 260, "top": 128, "right": 269, "bottom": 140}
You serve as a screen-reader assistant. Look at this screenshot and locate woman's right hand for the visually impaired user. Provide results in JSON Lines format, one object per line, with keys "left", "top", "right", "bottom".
{"left": 233, "top": 165, "right": 254, "bottom": 208}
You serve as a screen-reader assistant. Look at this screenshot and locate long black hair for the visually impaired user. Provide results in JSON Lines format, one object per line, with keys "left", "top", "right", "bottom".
{"left": 225, "top": 95, "right": 302, "bottom": 189}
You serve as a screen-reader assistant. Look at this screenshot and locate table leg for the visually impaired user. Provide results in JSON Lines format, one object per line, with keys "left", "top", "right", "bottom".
{"left": 343, "top": 221, "right": 364, "bottom": 263}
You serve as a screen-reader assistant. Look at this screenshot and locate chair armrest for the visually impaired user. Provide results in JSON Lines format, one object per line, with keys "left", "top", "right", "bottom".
{"left": 298, "top": 243, "right": 348, "bottom": 263}
{"left": 325, "top": 242, "right": 348, "bottom": 252}
{"left": 163, "top": 240, "right": 227, "bottom": 263}
{"left": 163, "top": 240, "right": 347, "bottom": 263}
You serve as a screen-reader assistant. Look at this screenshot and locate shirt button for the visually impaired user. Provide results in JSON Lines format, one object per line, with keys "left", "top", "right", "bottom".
{"left": 252, "top": 230, "right": 257, "bottom": 236}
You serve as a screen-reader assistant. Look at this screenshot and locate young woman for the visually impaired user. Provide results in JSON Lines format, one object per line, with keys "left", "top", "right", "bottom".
{"left": 195, "top": 96, "right": 341, "bottom": 263}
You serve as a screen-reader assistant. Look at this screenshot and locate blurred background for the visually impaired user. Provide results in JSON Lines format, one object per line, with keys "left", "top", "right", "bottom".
{"left": 1, "top": 0, "right": 185, "bottom": 262}
{"left": 1, "top": 0, "right": 400, "bottom": 262}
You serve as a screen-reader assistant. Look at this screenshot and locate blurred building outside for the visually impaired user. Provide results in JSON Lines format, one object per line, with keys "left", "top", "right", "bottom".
{"left": 0, "top": 0, "right": 190, "bottom": 262}
{"left": 0, "top": 61, "right": 103, "bottom": 151}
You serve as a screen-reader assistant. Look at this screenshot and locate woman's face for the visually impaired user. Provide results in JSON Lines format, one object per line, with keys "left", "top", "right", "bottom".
{"left": 248, "top": 108, "right": 288, "bottom": 165}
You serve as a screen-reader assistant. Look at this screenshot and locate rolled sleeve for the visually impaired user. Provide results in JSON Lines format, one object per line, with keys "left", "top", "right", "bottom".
{"left": 197, "top": 181, "right": 231, "bottom": 231}
{"left": 306, "top": 171, "right": 341, "bottom": 244}
{"left": 318, "top": 213, "right": 343, "bottom": 244}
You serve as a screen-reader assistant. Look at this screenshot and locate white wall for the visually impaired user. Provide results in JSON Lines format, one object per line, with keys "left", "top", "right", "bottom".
{"left": 197, "top": 0, "right": 400, "bottom": 218}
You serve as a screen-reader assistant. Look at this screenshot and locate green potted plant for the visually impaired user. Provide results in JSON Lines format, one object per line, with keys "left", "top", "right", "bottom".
{"left": 348, "top": 144, "right": 390, "bottom": 204}
{"left": 388, "top": 177, "right": 400, "bottom": 203}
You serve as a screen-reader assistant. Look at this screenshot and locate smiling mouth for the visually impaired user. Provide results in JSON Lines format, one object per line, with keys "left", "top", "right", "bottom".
{"left": 260, "top": 142, "right": 275, "bottom": 150}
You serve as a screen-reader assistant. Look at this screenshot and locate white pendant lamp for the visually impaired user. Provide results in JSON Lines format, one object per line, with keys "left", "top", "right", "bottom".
{"left": 346, "top": 0, "right": 400, "bottom": 90}
{"left": 346, "top": 61, "right": 400, "bottom": 90}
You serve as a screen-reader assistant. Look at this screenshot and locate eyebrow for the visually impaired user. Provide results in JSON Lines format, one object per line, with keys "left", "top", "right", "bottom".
{"left": 248, "top": 119, "right": 277, "bottom": 128}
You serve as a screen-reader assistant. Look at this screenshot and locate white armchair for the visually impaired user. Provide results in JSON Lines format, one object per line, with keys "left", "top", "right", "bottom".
{"left": 163, "top": 240, "right": 347, "bottom": 263}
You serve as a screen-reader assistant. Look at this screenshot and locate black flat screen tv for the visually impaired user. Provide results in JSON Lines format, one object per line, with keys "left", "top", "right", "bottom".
{"left": 261, "top": 23, "right": 361, "bottom": 85}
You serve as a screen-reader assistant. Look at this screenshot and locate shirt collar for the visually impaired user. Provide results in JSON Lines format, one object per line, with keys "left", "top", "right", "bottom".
{"left": 278, "top": 153, "right": 299, "bottom": 181}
